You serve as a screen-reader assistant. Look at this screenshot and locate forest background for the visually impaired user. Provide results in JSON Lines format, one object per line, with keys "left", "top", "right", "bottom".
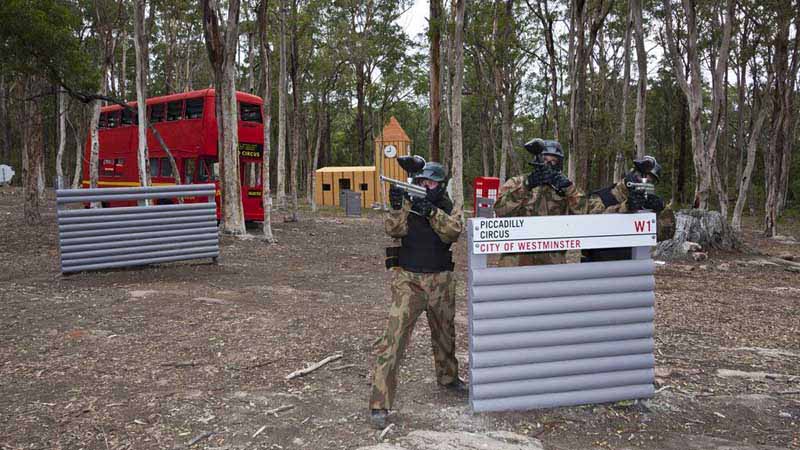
{"left": 0, "top": 0, "right": 798, "bottom": 237}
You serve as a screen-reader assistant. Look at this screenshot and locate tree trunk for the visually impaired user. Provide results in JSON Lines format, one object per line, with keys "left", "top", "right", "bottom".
{"left": 631, "top": 0, "right": 646, "bottom": 158}
{"left": 56, "top": 89, "right": 66, "bottom": 189}
{"left": 663, "top": 0, "right": 734, "bottom": 210}
{"left": 310, "top": 94, "right": 327, "bottom": 213}
{"left": 731, "top": 92, "right": 768, "bottom": 231}
{"left": 120, "top": 28, "right": 128, "bottom": 100}
{"left": 202, "top": 0, "right": 245, "bottom": 235}
{"left": 429, "top": 0, "right": 442, "bottom": 162}
{"left": 276, "top": 0, "right": 288, "bottom": 207}
{"left": 67, "top": 114, "right": 84, "bottom": 189}
{"left": 615, "top": 2, "right": 632, "bottom": 181}
{"left": 133, "top": 0, "right": 151, "bottom": 197}
{"left": 450, "top": 0, "right": 465, "bottom": 213}
{"left": 568, "top": 0, "right": 612, "bottom": 192}
{"left": 257, "top": 0, "right": 275, "bottom": 242}
{"left": 0, "top": 74, "right": 7, "bottom": 162}
{"left": 654, "top": 209, "right": 744, "bottom": 260}
{"left": 23, "top": 80, "right": 44, "bottom": 224}
{"left": 247, "top": 31, "right": 255, "bottom": 93}
{"left": 530, "top": 0, "right": 560, "bottom": 140}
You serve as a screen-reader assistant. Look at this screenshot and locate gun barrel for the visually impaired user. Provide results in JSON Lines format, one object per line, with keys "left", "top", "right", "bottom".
{"left": 625, "top": 181, "right": 656, "bottom": 195}
{"left": 380, "top": 175, "right": 427, "bottom": 198}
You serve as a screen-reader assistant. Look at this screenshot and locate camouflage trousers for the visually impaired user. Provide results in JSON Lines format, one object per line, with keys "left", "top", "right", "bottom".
{"left": 497, "top": 251, "right": 567, "bottom": 267}
{"left": 369, "top": 268, "right": 459, "bottom": 410}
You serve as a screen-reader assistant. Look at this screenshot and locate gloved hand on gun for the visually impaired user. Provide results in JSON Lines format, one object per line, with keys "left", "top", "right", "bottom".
{"left": 624, "top": 158, "right": 665, "bottom": 212}
{"left": 522, "top": 138, "right": 573, "bottom": 195}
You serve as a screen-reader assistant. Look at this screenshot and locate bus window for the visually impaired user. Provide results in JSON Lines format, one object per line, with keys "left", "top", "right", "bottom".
{"left": 107, "top": 111, "right": 120, "bottom": 128}
{"left": 99, "top": 113, "right": 108, "bottom": 129}
{"left": 240, "top": 103, "right": 262, "bottom": 123}
{"left": 150, "top": 104, "right": 165, "bottom": 123}
{"left": 167, "top": 101, "right": 182, "bottom": 121}
{"left": 149, "top": 158, "right": 160, "bottom": 178}
{"left": 186, "top": 98, "right": 204, "bottom": 119}
{"left": 243, "top": 161, "right": 261, "bottom": 187}
{"left": 160, "top": 157, "right": 173, "bottom": 177}
{"left": 102, "top": 159, "right": 115, "bottom": 175}
{"left": 184, "top": 158, "right": 196, "bottom": 183}
{"left": 198, "top": 159, "right": 218, "bottom": 182}
{"left": 121, "top": 108, "right": 134, "bottom": 125}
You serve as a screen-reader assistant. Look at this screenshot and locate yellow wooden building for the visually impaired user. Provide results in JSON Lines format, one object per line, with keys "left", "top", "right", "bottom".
{"left": 314, "top": 116, "right": 412, "bottom": 208}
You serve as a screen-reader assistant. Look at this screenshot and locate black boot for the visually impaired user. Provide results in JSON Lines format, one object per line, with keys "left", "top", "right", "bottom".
{"left": 369, "top": 409, "right": 388, "bottom": 429}
{"left": 441, "top": 378, "right": 469, "bottom": 394}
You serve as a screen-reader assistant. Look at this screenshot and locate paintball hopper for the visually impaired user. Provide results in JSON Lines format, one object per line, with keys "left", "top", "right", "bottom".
{"left": 524, "top": 138, "right": 564, "bottom": 159}
{"left": 633, "top": 155, "right": 661, "bottom": 182}
{"left": 398, "top": 155, "right": 426, "bottom": 177}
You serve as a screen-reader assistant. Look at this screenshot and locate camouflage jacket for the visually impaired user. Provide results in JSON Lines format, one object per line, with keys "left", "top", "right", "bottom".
{"left": 493, "top": 175, "right": 585, "bottom": 267}
{"left": 588, "top": 180, "right": 675, "bottom": 241}
{"left": 493, "top": 175, "right": 585, "bottom": 218}
{"left": 385, "top": 198, "right": 462, "bottom": 244}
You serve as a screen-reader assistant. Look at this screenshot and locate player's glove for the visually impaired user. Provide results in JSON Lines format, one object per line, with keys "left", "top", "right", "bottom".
{"left": 627, "top": 189, "right": 646, "bottom": 211}
{"left": 550, "top": 173, "right": 573, "bottom": 196}
{"left": 411, "top": 198, "right": 436, "bottom": 217}
{"left": 644, "top": 194, "right": 665, "bottom": 213}
{"left": 525, "top": 164, "right": 556, "bottom": 190}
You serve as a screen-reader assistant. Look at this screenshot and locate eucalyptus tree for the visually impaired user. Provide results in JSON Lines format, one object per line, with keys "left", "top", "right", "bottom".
{"left": 257, "top": 0, "right": 275, "bottom": 241}
{"left": 663, "top": 0, "right": 734, "bottom": 212}
{"left": 202, "top": 0, "right": 247, "bottom": 235}
{"left": 0, "top": 0, "right": 99, "bottom": 222}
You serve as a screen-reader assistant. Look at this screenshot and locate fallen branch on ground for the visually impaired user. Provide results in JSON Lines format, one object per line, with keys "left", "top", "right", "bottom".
{"left": 266, "top": 404, "right": 294, "bottom": 416}
{"left": 185, "top": 431, "right": 214, "bottom": 447}
{"left": 286, "top": 353, "right": 343, "bottom": 380}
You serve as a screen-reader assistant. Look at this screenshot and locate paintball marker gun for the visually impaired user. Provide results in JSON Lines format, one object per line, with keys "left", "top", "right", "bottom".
{"left": 379, "top": 154, "right": 428, "bottom": 199}
{"left": 379, "top": 175, "right": 427, "bottom": 199}
{"left": 625, "top": 180, "right": 656, "bottom": 198}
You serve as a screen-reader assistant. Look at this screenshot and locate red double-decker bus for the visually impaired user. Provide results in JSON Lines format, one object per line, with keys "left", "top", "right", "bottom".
{"left": 83, "top": 89, "right": 266, "bottom": 220}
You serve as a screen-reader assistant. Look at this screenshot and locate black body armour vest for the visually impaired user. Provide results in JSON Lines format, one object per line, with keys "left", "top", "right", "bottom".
{"left": 398, "top": 197, "right": 455, "bottom": 273}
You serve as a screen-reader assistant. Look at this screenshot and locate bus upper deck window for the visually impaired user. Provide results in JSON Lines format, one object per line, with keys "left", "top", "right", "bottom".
{"left": 186, "top": 98, "right": 204, "bottom": 119}
{"left": 107, "top": 111, "right": 120, "bottom": 128}
{"left": 99, "top": 113, "right": 108, "bottom": 129}
{"left": 167, "top": 101, "right": 182, "bottom": 121}
{"left": 150, "top": 104, "right": 165, "bottom": 123}
{"left": 121, "top": 108, "right": 134, "bottom": 125}
{"left": 240, "top": 103, "right": 262, "bottom": 123}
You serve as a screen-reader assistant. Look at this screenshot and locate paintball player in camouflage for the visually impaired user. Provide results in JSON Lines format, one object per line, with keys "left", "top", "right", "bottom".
{"left": 368, "top": 161, "right": 466, "bottom": 429}
{"left": 493, "top": 138, "right": 585, "bottom": 266}
{"left": 583, "top": 155, "right": 675, "bottom": 261}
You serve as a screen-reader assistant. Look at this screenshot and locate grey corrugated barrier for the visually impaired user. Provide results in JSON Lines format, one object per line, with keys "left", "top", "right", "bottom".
{"left": 56, "top": 184, "right": 219, "bottom": 274}
{"left": 467, "top": 217, "right": 656, "bottom": 412}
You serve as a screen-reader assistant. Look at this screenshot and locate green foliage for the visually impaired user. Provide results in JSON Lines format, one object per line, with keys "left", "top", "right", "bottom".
{"left": 0, "top": 0, "right": 99, "bottom": 93}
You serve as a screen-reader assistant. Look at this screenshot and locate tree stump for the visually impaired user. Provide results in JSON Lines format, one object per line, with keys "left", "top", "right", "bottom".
{"left": 654, "top": 209, "right": 745, "bottom": 260}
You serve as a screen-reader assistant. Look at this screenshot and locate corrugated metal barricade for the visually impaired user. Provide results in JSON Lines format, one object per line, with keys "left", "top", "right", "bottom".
{"left": 56, "top": 184, "right": 219, "bottom": 274}
{"left": 467, "top": 213, "right": 658, "bottom": 412}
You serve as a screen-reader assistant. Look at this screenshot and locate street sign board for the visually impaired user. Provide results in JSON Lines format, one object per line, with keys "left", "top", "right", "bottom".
{"left": 471, "top": 213, "right": 657, "bottom": 255}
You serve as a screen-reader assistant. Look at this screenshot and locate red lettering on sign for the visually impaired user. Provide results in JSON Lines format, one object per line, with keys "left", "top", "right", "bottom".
{"left": 634, "top": 220, "right": 647, "bottom": 233}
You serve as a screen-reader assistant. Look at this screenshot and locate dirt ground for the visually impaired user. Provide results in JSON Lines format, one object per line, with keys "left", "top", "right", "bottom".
{"left": 0, "top": 186, "right": 798, "bottom": 450}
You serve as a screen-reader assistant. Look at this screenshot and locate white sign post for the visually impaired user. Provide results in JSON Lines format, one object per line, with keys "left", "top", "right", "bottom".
{"left": 466, "top": 213, "right": 659, "bottom": 412}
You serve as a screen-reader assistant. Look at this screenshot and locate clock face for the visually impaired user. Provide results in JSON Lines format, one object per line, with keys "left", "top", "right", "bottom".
{"left": 383, "top": 144, "right": 397, "bottom": 158}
